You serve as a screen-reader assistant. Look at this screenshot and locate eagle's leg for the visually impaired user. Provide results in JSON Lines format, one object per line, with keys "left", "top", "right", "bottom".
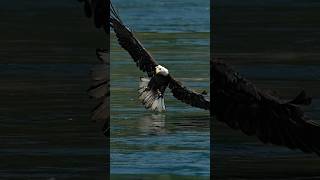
{"left": 157, "top": 89, "right": 164, "bottom": 98}
{"left": 138, "top": 77, "right": 166, "bottom": 112}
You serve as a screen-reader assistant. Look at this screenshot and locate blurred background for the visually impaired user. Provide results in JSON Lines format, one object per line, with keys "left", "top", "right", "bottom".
{"left": 213, "top": 0, "right": 320, "bottom": 179}
{"left": 0, "top": 1, "right": 107, "bottom": 179}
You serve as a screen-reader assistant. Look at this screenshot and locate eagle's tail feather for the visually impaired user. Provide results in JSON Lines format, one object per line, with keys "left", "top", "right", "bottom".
{"left": 138, "top": 77, "right": 166, "bottom": 112}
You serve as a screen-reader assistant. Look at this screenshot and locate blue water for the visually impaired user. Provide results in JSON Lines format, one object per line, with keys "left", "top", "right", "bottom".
{"left": 112, "top": 0, "right": 210, "bottom": 32}
{"left": 110, "top": 0, "right": 210, "bottom": 177}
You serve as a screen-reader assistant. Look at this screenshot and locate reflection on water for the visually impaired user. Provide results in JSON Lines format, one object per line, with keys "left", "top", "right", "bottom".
{"left": 111, "top": 111, "right": 210, "bottom": 176}
{"left": 138, "top": 114, "right": 167, "bottom": 135}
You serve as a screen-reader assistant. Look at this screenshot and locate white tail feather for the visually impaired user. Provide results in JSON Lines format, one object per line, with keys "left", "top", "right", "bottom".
{"left": 138, "top": 77, "right": 166, "bottom": 112}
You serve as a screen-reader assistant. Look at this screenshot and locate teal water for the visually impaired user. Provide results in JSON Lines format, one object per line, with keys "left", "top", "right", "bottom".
{"left": 112, "top": 0, "right": 209, "bottom": 33}
{"left": 110, "top": 0, "right": 210, "bottom": 178}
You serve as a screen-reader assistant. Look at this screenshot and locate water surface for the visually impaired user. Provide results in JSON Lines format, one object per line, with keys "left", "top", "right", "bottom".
{"left": 110, "top": 0, "right": 210, "bottom": 178}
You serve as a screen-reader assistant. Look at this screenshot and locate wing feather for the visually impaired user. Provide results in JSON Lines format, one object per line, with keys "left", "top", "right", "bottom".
{"left": 168, "top": 76, "right": 210, "bottom": 110}
{"left": 79, "top": 0, "right": 109, "bottom": 135}
{"left": 110, "top": 6, "right": 158, "bottom": 77}
{"left": 212, "top": 61, "right": 320, "bottom": 155}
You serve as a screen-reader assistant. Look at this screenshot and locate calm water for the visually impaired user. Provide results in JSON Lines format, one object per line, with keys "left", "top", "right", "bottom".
{"left": 214, "top": 2, "right": 320, "bottom": 179}
{"left": 110, "top": 0, "right": 210, "bottom": 178}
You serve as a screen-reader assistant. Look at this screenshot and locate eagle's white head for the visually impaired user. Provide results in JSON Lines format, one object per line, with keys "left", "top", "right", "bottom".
{"left": 155, "top": 65, "right": 169, "bottom": 76}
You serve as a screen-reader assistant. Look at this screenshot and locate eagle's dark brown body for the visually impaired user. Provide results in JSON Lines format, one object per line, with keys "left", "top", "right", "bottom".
{"left": 148, "top": 74, "right": 171, "bottom": 97}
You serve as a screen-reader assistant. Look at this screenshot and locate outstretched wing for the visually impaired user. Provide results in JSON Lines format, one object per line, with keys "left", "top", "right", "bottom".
{"left": 110, "top": 5, "right": 158, "bottom": 77}
{"left": 168, "top": 76, "right": 210, "bottom": 110}
{"left": 212, "top": 61, "right": 320, "bottom": 155}
{"left": 79, "top": 0, "right": 109, "bottom": 135}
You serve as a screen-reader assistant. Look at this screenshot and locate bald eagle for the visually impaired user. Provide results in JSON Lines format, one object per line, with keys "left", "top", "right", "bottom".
{"left": 110, "top": 6, "right": 210, "bottom": 112}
